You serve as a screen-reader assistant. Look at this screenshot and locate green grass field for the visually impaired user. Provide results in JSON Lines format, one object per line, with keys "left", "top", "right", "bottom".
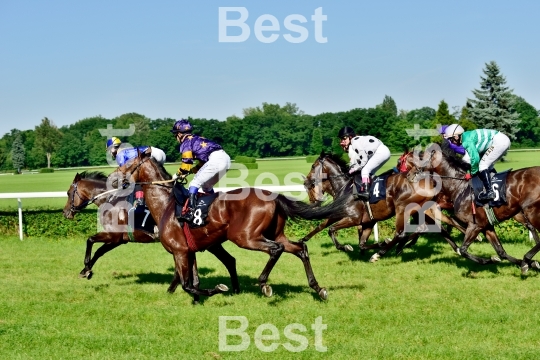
{"left": 1, "top": 151, "right": 540, "bottom": 358}
{"left": 1, "top": 150, "right": 538, "bottom": 210}
{"left": 1, "top": 234, "right": 540, "bottom": 359}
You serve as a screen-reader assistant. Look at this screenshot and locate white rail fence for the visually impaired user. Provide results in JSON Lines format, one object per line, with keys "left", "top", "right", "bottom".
{"left": 0, "top": 186, "right": 380, "bottom": 242}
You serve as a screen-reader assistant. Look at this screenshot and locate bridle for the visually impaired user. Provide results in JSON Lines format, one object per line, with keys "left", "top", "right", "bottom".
{"left": 68, "top": 181, "right": 94, "bottom": 213}
{"left": 407, "top": 149, "right": 469, "bottom": 182}
{"left": 304, "top": 157, "right": 349, "bottom": 201}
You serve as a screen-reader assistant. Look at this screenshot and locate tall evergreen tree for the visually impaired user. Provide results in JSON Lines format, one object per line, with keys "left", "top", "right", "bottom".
{"left": 434, "top": 100, "right": 455, "bottom": 125}
{"left": 11, "top": 133, "right": 25, "bottom": 173}
{"left": 467, "top": 61, "right": 520, "bottom": 139}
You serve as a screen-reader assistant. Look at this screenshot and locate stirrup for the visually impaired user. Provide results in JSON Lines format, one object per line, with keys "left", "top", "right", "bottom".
{"left": 478, "top": 190, "right": 495, "bottom": 201}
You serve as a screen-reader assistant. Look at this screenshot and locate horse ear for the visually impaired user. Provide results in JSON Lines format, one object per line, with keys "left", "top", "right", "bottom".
{"left": 319, "top": 150, "right": 326, "bottom": 158}
{"left": 74, "top": 173, "right": 81, "bottom": 182}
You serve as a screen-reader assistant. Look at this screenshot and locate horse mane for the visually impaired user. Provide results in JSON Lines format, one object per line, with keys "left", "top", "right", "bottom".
{"left": 439, "top": 141, "right": 471, "bottom": 172}
{"left": 320, "top": 152, "right": 350, "bottom": 174}
{"left": 151, "top": 159, "right": 172, "bottom": 180}
{"left": 79, "top": 171, "right": 108, "bottom": 181}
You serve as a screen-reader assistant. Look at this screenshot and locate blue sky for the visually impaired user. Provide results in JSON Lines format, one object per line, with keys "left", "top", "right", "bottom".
{"left": 1, "top": 0, "right": 539, "bottom": 137}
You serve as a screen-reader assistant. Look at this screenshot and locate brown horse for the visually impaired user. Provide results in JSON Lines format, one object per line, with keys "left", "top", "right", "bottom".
{"left": 62, "top": 171, "right": 240, "bottom": 297}
{"left": 406, "top": 142, "right": 540, "bottom": 273}
{"left": 301, "top": 153, "right": 468, "bottom": 261}
{"left": 116, "top": 151, "right": 351, "bottom": 301}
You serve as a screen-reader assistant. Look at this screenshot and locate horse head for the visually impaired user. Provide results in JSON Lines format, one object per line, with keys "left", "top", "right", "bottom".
{"left": 304, "top": 152, "right": 350, "bottom": 204}
{"left": 63, "top": 171, "right": 108, "bottom": 219}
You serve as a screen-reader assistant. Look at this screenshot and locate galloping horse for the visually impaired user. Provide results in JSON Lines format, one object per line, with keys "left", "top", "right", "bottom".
{"left": 116, "top": 151, "right": 350, "bottom": 301}
{"left": 406, "top": 142, "right": 540, "bottom": 273}
{"left": 62, "top": 171, "right": 240, "bottom": 296}
{"left": 302, "top": 153, "right": 467, "bottom": 261}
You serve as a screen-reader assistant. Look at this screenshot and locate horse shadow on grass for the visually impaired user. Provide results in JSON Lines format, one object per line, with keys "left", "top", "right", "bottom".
{"left": 112, "top": 266, "right": 364, "bottom": 304}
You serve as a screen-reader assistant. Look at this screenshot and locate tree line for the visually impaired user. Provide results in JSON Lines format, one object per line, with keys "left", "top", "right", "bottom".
{"left": 1, "top": 61, "right": 539, "bottom": 171}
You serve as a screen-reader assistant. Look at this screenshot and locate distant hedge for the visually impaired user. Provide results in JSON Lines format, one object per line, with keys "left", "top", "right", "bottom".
{"left": 39, "top": 168, "right": 54, "bottom": 173}
{"left": 234, "top": 156, "right": 256, "bottom": 164}
{"left": 306, "top": 155, "right": 319, "bottom": 163}
{"left": 0, "top": 209, "right": 97, "bottom": 238}
{"left": 230, "top": 163, "right": 258, "bottom": 170}
{"left": 0, "top": 208, "right": 533, "bottom": 244}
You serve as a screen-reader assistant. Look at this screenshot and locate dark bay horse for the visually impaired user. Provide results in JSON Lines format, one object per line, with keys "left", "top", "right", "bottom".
{"left": 406, "top": 142, "right": 540, "bottom": 273}
{"left": 63, "top": 171, "right": 240, "bottom": 295}
{"left": 302, "top": 153, "right": 467, "bottom": 262}
{"left": 117, "top": 152, "right": 351, "bottom": 301}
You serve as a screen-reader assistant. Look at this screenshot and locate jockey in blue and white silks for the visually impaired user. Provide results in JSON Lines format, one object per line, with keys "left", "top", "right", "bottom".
{"left": 106, "top": 137, "right": 166, "bottom": 166}
{"left": 170, "top": 119, "right": 231, "bottom": 223}
{"left": 445, "top": 124, "right": 511, "bottom": 201}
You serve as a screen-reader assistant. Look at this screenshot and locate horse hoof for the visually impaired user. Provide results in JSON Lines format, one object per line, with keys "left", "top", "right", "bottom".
{"left": 521, "top": 264, "right": 529, "bottom": 275}
{"left": 318, "top": 288, "right": 328, "bottom": 300}
{"left": 369, "top": 253, "right": 380, "bottom": 263}
{"left": 344, "top": 244, "right": 353, "bottom": 252}
{"left": 261, "top": 284, "right": 273, "bottom": 297}
{"left": 216, "top": 284, "right": 229, "bottom": 292}
{"left": 532, "top": 261, "right": 540, "bottom": 270}
{"left": 491, "top": 256, "right": 501, "bottom": 263}
{"left": 456, "top": 249, "right": 461, "bottom": 256}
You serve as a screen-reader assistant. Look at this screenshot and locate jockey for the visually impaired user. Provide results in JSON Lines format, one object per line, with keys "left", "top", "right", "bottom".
{"left": 348, "top": 135, "right": 391, "bottom": 200}
{"left": 106, "top": 137, "right": 166, "bottom": 166}
{"left": 170, "top": 119, "right": 231, "bottom": 223}
{"left": 444, "top": 124, "right": 511, "bottom": 201}
{"left": 439, "top": 125, "right": 466, "bottom": 156}
{"left": 338, "top": 126, "right": 356, "bottom": 154}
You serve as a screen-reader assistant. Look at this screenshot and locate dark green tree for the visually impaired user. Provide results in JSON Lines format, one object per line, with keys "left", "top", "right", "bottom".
{"left": 467, "top": 61, "right": 520, "bottom": 139}
{"left": 11, "top": 133, "right": 25, "bottom": 173}
{"left": 434, "top": 100, "right": 455, "bottom": 125}
{"left": 35, "top": 117, "right": 63, "bottom": 168}
{"left": 310, "top": 128, "right": 323, "bottom": 155}
{"left": 377, "top": 95, "right": 398, "bottom": 117}
{"left": 513, "top": 96, "right": 540, "bottom": 147}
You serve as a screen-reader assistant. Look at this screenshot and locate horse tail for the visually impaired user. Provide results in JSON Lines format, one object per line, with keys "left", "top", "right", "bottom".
{"left": 274, "top": 194, "right": 349, "bottom": 221}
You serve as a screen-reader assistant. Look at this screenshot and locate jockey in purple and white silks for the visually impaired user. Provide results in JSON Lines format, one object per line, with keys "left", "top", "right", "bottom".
{"left": 170, "top": 119, "right": 231, "bottom": 223}
{"left": 445, "top": 124, "right": 511, "bottom": 201}
{"left": 106, "top": 137, "right": 166, "bottom": 166}
{"left": 348, "top": 135, "right": 391, "bottom": 200}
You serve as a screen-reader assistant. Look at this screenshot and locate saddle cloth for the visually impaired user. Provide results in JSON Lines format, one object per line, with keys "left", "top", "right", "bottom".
{"left": 173, "top": 185, "right": 219, "bottom": 228}
{"left": 352, "top": 170, "right": 394, "bottom": 204}
{"left": 471, "top": 169, "right": 510, "bottom": 207}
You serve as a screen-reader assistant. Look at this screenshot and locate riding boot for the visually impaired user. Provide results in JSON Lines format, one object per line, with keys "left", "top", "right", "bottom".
{"left": 357, "top": 180, "right": 370, "bottom": 201}
{"left": 180, "top": 187, "right": 199, "bottom": 223}
{"left": 478, "top": 170, "right": 495, "bottom": 201}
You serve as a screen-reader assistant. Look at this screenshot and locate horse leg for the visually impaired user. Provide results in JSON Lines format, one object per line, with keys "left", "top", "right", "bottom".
{"left": 251, "top": 239, "right": 285, "bottom": 297}
{"left": 172, "top": 251, "right": 229, "bottom": 300}
{"left": 483, "top": 228, "right": 522, "bottom": 266}
{"left": 207, "top": 244, "right": 240, "bottom": 294}
{"left": 167, "top": 268, "right": 180, "bottom": 293}
{"left": 514, "top": 212, "right": 540, "bottom": 245}
{"left": 458, "top": 226, "right": 498, "bottom": 265}
{"left": 326, "top": 217, "right": 359, "bottom": 252}
{"left": 80, "top": 233, "right": 126, "bottom": 279}
{"left": 520, "top": 242, "right": 540, "bottom": 274}
{"left": 300, "top": 218, "right": 334, "bottom": 242}
{"left": 190, "top": 254, "right": 201, "bottom": 305}
{"left": 276, "top": 236, "right": 327, "bottom": 300}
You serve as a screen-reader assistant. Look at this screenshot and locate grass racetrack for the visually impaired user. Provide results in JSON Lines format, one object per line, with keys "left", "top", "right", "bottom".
{"left": 1, "top": 151, "right": 540, "bottom": 359}
{"left": 1, "top": 234, "right": 540, "bottom": 359}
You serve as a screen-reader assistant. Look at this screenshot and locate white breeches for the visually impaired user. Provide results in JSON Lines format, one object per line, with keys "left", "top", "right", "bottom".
{"left": 361, "top": 144, "right": 391, "bottom": 178}
{"left": 190, "top": 150, "right": 231, "bottom": 191}
{"left": 478, "top": 132, "right": 510, "bottom": 172}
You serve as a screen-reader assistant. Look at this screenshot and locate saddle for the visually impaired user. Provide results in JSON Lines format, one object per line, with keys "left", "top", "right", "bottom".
{"left": 471, "top": 169, "right": 510, "bottom": 207}
{"left": 126, "top": 186, "right": 158, "bottom": 241}
{"left": 352, "top": 168, "right": 396, "bottom": 204}
{"left": 173, "top": 184, "right": 219, "bottom": 229}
